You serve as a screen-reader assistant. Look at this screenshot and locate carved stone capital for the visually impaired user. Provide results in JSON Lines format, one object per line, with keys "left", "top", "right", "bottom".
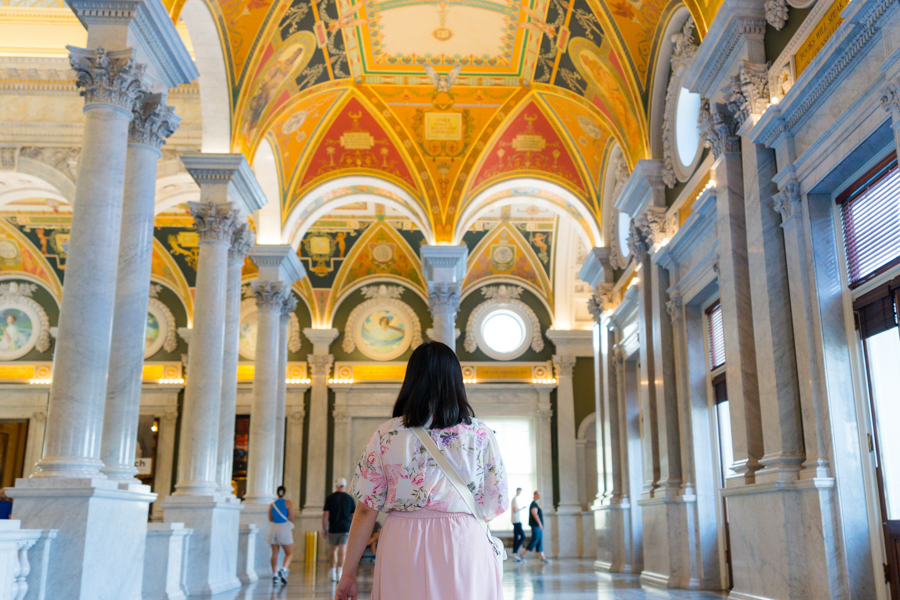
{"left": 881, "top": 78, "right": 900, "bottom": 114}
{"left": 666, "top": 295, "right": 684, "bottom": 324}
{"left": 587, "top": 284, "right": 617, "bottom": 323}
{"left": 729, "top": 62, "right": 770, "bottom": 127}
{"left": 772, "top": 181, "right": 802, "bottom": 223}
{"left": 68, "top": 46, "right": 146, "bottom": 112}
{"left": 765, "top": 0, "right": 788, "bottom": 30}
{"left": 228, "top": 223, "right": 254, "bottom": 262}
{"left": 427, "top": 281, "right": 461, "bottom": 314}
{"left": 552, "top": 354, "right": 577, "bottom": 378}
{"left": 189, "top": 201, "right": 240, "bottom": 244}
{"left": 627, "top": 220, "right": 651, "bottom": 263}
{"left": 308, "top": 354, "right": 334, "bottom": 377}
{"left": 129, "top": 94, "right": 180, "bottom": 149}
{"left": 698, "top": 100, "right": 740, "bottom": 160}
{"left": 641, "top": 207, "right": 668, "bottom": 247}
{"left": 289, "top": 409, "right": 305, "bottom": 424}
{"left": 612, "top": 347, "right": 625, "bottom": 379}
{"left": 249, "top": 281, "right": 290, "bottom": 311}
{"left": 281, "top": 293, "right": 298, "bottom": 320}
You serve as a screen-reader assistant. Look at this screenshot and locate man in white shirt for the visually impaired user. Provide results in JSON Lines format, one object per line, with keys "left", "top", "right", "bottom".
{"left": 510, "top": 487, "right": 526, "bottom": 562}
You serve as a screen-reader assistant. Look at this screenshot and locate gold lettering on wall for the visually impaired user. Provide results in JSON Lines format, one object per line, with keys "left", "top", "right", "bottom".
{"left": 424, "top": 112, "right": 462, "bottom": 141}
{"left": 794, "top": 0, "right": 851, "bottom": 76}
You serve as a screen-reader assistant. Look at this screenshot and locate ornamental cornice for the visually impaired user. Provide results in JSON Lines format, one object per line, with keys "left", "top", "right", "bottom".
{"left": 67, "top": 46, "right": 146, "bottom": 112}
{"left": 685, "top": 15, "right": 767, "bottom": 99}
{"left": 698, "top": 100, "right": 740, "bottom": 160}
{"left": 552, "top": 354, "right": 577, "bottom": 378}
{"left": 189, "top": 201, "right": 240, "bottom": 244}
{"left": 427, "top": 281, "right": 461, "bottom": 314}
{"left": 248, "top": 281, "right": 290, "bottom": 311}
{"left": 129, "top": 94, "right": 180, "bottom": 149}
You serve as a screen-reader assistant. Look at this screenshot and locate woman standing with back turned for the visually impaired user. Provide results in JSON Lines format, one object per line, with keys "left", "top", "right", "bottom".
{"left": 335, "top": 341, "right": 508, "bottom": 600}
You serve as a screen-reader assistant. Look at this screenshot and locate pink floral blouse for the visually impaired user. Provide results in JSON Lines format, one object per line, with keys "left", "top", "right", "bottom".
{"left": 350, "top": 417, "right": 509, "bottom": 520}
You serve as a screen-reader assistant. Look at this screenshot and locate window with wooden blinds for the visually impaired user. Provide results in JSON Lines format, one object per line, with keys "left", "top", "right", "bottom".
{"left": 706, "top": 301, "right": 725, "bottom": 370}
{"left": 839, "top": 154, "right": 900, "bottom": 288}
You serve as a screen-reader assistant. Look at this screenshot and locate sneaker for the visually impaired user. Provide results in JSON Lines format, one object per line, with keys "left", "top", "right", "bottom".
{"left": 279, "top": 567, "right": 289, "bottom": 584}
{"left": 273, "top": 572, "right": 279, "bottom": 583}
{"left": 513, "top": 555, "right": 522, "bottom": 563}
{"left": 541, "top": 558, "right": 551, "bottom": 563}
{"left": 329, "top": 568, "right": 338, "bottom": 581}
{"left": 337, "top": 567, "right": 343, "bottom": 580}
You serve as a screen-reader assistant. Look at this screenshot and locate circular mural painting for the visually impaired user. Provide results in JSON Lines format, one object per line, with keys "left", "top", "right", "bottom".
{"left": 239, "top": 305, "right": 258, "bottom": 360}
{"left": 352, "top": 304, "right": 413, "bottom": 361}
{"left": 144, "top": 303, "right": 168, "bottom": 359}
{"left": 0, "top": 304, "right": 39, "bottom": 361}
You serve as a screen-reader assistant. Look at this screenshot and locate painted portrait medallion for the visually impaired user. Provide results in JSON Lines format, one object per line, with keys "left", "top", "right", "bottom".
{"left": 0, "top": 304, "right": 38, "bottom": 360}
{"left": 352, "top": 304, "right": 413, "bottom": 361}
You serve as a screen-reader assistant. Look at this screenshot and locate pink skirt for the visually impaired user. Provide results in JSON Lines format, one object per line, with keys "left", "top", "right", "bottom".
{"left": 372, "top": 509, "right": 503, "bottom": 600}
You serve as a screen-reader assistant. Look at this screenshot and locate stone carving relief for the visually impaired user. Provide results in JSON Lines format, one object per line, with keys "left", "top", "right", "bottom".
{"left": 130, "top": 94, "right": 180, "bottom": 150}
{"left": 308, "top": 354, "right": 333, "bottom": 377}
{"left": 627, "top": 219, "right": 652, "bottom": 263}
{"left": 608, "top": 159, "right": 630, "bottom": 270}
{"left": 17, "top": 147, "right": 80, "bottom": 181}
{"left": 728, "top": 61, "right": 770, "bottom": 128}
{"left": 68, "top": 46, "right": 146, "bottom": 111}
{"left": 280, "top": 294, "right": 303, "bottom": 353}
{"left": 587, "top": 283, "right": 617, "bottom": 323}
{"left": 666, "top": 294, "right": 684, "bottom": 324}
{"left": 463, "top": 284, "right": 544, "bottom": 356}
{"left": 427, "top": 281, "right": 461, "bottom": 314}
{"left": 189, "top": 201, "right": 240, "bottom": 243}
{"left": 765, "top": 0, "right": 789, "bottom": 30}
{"left": 248, "top": 281, "right": 290, "bottom": 311}
{"left": 229, "top": 223, "right": 254, "bottom": 262}
{"left": 662, "top": 17, "right": 700, "bottom": 187}
{"left": 772, "top": 179, "right": 802, "bottom": 223}
{"left": 698, "top": 100, "right": 740, "bottom": 160}
{"left": 552, "top": 354, "right": 577, "bottom": 378}
{"left": 342, "top": 284, "right": 422, "bottom": 360}
{"left": 881, "top": 77, "right": 900, "bottom": 114}
{"left": 0, "top": 280, "right": 52, "bottom": 358}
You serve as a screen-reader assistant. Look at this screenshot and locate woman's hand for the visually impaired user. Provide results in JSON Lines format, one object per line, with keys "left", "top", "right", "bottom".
{"left": 334, "top": 574, "right": 358, "bottom": 600}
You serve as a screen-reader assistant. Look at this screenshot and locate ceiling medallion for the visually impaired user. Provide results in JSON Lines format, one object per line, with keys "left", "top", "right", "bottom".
{"left": 432, "top": 27, "right": 453, "bottom": 42}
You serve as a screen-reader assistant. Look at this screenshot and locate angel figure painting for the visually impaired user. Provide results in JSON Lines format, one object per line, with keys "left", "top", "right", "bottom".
{"left": 359, "top": 309, "right": 406, "bottom": 356}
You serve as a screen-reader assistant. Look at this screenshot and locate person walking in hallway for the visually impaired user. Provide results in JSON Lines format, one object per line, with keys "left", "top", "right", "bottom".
{"left": 511, "top": 487, "right": 526, "bottom": 562}
{"left": 268, "top": 485, "right": 295, "bottom": 584}
{"left": 324, "top": 477, "right": 355, "bottom": 582}
{"left": 520, "top": 490, "right": 549, "bottom": 563}
{"left": 334, "top": 341, "right": 509, "bottom": 600}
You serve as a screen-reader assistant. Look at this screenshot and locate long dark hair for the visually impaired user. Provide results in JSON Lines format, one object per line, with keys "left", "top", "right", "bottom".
{"left": 392, "top": 341, "right": 474, "bottom": 429}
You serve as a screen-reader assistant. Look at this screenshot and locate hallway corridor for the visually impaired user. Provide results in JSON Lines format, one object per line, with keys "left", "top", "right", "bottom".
{"left": 208, "top": 561, "right": 729, "bottom": 600}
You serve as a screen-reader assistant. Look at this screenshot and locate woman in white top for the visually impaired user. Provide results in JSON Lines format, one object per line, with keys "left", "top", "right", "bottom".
{"left": 335, "top": 341, "right": 509, "bottom": 600}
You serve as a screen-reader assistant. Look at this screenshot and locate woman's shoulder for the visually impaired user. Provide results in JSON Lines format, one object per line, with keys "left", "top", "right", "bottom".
{"left": 372, "top": 416, "right": 405, "bottom": 435}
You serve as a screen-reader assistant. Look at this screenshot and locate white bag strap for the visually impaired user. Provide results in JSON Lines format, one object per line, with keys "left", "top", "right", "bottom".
{"left": 410, "top": 426, "right": 489, "bottom": 530}
{"left": 272, "top": 500, "right": 288, "bottom": 522}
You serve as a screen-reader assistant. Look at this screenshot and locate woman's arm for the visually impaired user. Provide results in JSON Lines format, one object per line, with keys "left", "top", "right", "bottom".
{"left": 286, "top": 499, "right": 294, "bottom": 521}
{"left": 335, "top": 502, "right": 379, "bottom": 600}
{"left": 268, "top": 504, "right": 273, "bottom": 523}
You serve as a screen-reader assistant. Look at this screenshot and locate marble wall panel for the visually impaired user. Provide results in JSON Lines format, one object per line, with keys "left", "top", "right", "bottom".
{"left": 638, "top": 500, "right": 670, "bottom": 586}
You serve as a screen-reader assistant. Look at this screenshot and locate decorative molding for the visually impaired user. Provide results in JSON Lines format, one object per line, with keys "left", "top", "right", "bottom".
{"left": 698, "top": 100, "right": 740, "bottom": 160}
{"left": 30, "top": 410, "right": 47, "bottom": 424}
{"left": 612, "top": 346, "right": 625, "bottom": 379}
{"left": 288, "top": 313, "right": 302, "bottom": 353}
{"left": 728, "top": 61, "right": 770, "bottom": 128}
{"left": 0, "top": 280, "right": 51, "bottom": 356}
{"left": 289, "top": 409, "right": 305, "bottom": 424}
{"left": 342, "top": 285, "right": 423, "bottom": 357}
{"left": 427, "top": 281, "right": 461, "bottom": 315}
{"left": 463, "top": 284, "right": 543, "bottom": 358}
{"left": 772, "top": 179, "right": 803, "bottom": 224}
{"left": 248, "top": 281, "right": 289, "bottom": 311}
{"left": 685, "top": 16, "right": 767, "bottom": 99}
{"left": 881, "top": 77, "right": 900, "bottom": 113}
{"left": 147, "top": 296, "right": 177, "bottom": 357}
{"left": 67, "top": 46, "right": 146, "bottom": 111}
{"left": 17, "top": 146, "right": 80, "bottom": 181}
{"left": 670, "top": 17, "right": 698, "bottom": 74}
{"left": 308, "top": 354, "right": 334, "bottom": 377}
{"left": 129, "top": 93, "right": 179, "bottom": 149}
{"left": 189, "top": 201, "right": 240, "bottom": 244}
{"left": 552, "top": 354, "right": 577, "bottom": 378}
{"left": 765, "top": 0, "right": 789, "bottom": 30}
{"left": 662, "top": 17, "right": 699, "bottom": 187}
{"left": 588, "top": 284, "right": 617, "bottom": 323}
{"left": 627, "top": 219, "right": 652, "bottom": 263}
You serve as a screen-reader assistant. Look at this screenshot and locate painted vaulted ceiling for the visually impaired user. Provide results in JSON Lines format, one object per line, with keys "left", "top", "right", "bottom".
{"left": 164, "top": 0, "right": 721, "bottom": 241}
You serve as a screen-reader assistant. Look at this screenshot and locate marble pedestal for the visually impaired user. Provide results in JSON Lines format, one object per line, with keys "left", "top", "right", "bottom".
{"left": 161, "top": 495, "right": 242, "bottom": 596}
{"left": 638, "top": 499, "right": 671, "bottom": 588}
{"left": 144, "top": 523, "right": 192, "bottom": 600}
{"left": 554, "top": 504, "right": 584, "bottom": 558}
{"left": 237, "top": 524, "right": 259, "bottom": 584}
{"left": 239, "top": 503, "right": 273, "bottom": 578}
{"left": 7, "top": 477, "right": 155, "bottom": 600}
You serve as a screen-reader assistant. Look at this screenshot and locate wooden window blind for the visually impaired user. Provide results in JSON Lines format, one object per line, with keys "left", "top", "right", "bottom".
{"left": 712, "top": 372, "right": 727, "bottom": 404}
{"left": 839, "top": 154, "right": 900, "bottom": 288}
{"left": 706, "top": 301, "right": 725, "bottom": 370}
{"left": 853, "top": 276, "right": 900, "bottom": 340}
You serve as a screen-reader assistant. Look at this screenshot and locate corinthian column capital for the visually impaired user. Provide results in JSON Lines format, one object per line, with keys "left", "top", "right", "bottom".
{"left": 68, "top": 46, "right": 146, "bottom": 112}
{"left": 698, "top": 99, "right": 740, "bottom": 160}
{"left": 552, "top": 355, "right": 577, "bottom": 378}
{"left": 308, "top": 354, "right": 333, "bottom": 377}
{"left": 189, "top": 201, "right": 240, "bottom": 244}
{"left": 228, "top": 223, "right": 254, "bottom": 262}
{"left": 281, "top": 293, "right": 298, "bottom": 321}
{"left": 248, "top": 281, "right": 289, "bottom": 311}
{"left": 129, "top": 94, "right": 180, "bottom": 149}
{"left": 427, "top": 281, "right": 461, "bottom": 314}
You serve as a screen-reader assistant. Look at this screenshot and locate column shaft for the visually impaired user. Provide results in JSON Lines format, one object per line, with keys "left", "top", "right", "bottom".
{"left": 636, "top": 262, "right": 660, "bottom": 495}
{"left": 151, "top": 410, "right": 178, "bottom": 517}
{"left": 553, "top": 355, "right": 579, "bottom": 506}
{"left": 38, "top": 48, "right": 143, "bottom": 478}
{"left": 217, "top": 230, "right": 251, "bottom": 495}
{"left": 102, "top": 96, "right": 179, "bottom": 481}
{"left": 650, "top": 263, "right": 681, "bottom": 492}
{"left": 174, "top": 203, "right": 238, "bottom": 495}
{"left": 304, "top": 355, "right": 332, "bottom": 511}
{"left": 273, "top": 311, "right": 290, "bottom": 488}
{"left": 245, "top": 282, "right": 285, "bottom": 504}
{"left": 427, "top": 282, "right": 460, "bottom": 350}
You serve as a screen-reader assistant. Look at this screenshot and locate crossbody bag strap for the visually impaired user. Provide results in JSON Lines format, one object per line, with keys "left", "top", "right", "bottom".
{"left": 410, "top": 427, "right": 488, "bottom": 527}
{"left": 272, "top": 500, "right": 288, "bottom": 522}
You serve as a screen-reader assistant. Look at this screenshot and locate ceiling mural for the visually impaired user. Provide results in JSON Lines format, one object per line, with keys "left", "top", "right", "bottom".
{"left": 0, "top": 217, "right": 63, "bottom": 301}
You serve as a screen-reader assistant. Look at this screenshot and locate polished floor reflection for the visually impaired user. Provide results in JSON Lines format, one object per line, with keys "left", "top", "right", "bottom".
{"left": 210, "top": 560, "right": 728, "bottom": 599}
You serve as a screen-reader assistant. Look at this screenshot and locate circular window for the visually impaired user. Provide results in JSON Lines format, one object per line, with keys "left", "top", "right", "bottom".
{"left": 482, "top": 309, "right": 526, "bottom": 355}
{"left": 675, "top": 87, "right": 702, "bottom": 168}
{"left": 618, "top": 211, "right": 632, "bottom": 261}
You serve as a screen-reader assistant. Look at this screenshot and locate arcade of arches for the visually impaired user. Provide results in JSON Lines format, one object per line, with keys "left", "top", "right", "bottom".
{"left": 0, "top": 0, "right": 900, "bottom": 597}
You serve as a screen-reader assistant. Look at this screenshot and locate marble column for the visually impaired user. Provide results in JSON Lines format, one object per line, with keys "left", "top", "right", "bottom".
{"left": 274, "top": 295, "right": 296, "bottom": 489}
{"left": 421, "top": 245, "right": 468, "bottom": 351}
{"left": 217, "top": 225, "right": 253, "bottom": 497}
{"left": 6, "top": 46, "right": 157, "bottom": 600}
{"left": 699, "top": 100, "right": 762, "bottom": 484}
{"left": 151, "top": 410, "right": 178, "bottom": 519}
{"left": 553, "top": 353, "right": 580, "bottom": 555}
{"left": 101, "top": 94, "right": 180, "bottom": 482}
{"left": 283, "top": 403, "right": 306, "bottom": 504}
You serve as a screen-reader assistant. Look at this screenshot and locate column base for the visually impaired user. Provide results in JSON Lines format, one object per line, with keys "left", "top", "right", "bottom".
{"left": 144, "top": 523, "right": 192, "bottom": 600}
{"left": 161, "top": 494, "right": 242, "bottom": 596}
{"left": 238, "top": 524, "right": 259, "bottom": 584}
{"left": 552, "top": 503, "right": 583, "bottom": 558}
{"left": 7, "top": 477, "right": 155, "bottom": 600}
{"left": 240, "top": 502, "right": 274, "bottom": 577}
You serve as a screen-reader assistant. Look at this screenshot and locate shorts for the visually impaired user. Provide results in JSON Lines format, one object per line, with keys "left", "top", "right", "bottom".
{"left": 268, "top": 521, "right": 294, "bottom": 546}
{"left": 328, "top": 532, "right": 349, "bottom": 545}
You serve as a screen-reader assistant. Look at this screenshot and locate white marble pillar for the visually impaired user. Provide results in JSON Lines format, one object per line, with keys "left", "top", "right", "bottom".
{"left": 151, "top": 410, "right": 178, "bottom": 519}
{"left": 301, "top": 336, "right": 336, "bottom": 515}
{"left": 36, "top": 47, "right": 144, "bottom": 479}
{"left": 102, "top": 95, "right": 180, "bottom": 482}
{"left": 274, "top": 295, "right": 296, "bottom": 488}
{"left": 283, "top": 403, "right": 306, "bottom": 505}
{"left": 421, "top": 245, "right": 468, "bottom": 351}
{"left": 553, "top": 354, "right": 580, "bottom": 556}
{"left": 216, "top": 225, "right": 253, "bottom": 496}
{"left": 699, "top": 101, "right": 762, "bottom": 484}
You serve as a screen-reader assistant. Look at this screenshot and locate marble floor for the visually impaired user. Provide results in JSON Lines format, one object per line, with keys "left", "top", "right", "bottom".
{"left": 208, "top": 560, "right": 729, "bottom": 599}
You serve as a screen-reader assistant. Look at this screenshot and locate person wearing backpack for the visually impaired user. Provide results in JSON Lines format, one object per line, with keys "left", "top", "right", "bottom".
{"left": 334, "top": 341, "right": 509, "bottom": 600}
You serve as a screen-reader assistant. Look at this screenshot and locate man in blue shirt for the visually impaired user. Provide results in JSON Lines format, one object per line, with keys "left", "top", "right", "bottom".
{"left": 519, "top": 490, "right": 550, "bottom": 563}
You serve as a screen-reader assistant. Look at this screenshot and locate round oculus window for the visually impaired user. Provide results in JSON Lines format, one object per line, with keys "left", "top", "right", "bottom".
{"left": 481, "top": 309, "right": 527, "bottom": 355}
{"left": 675, "top": 87, "right": 702, "bottom": 168}
{"left": 618, "top": 211, "right": 632, "bottom": 259}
